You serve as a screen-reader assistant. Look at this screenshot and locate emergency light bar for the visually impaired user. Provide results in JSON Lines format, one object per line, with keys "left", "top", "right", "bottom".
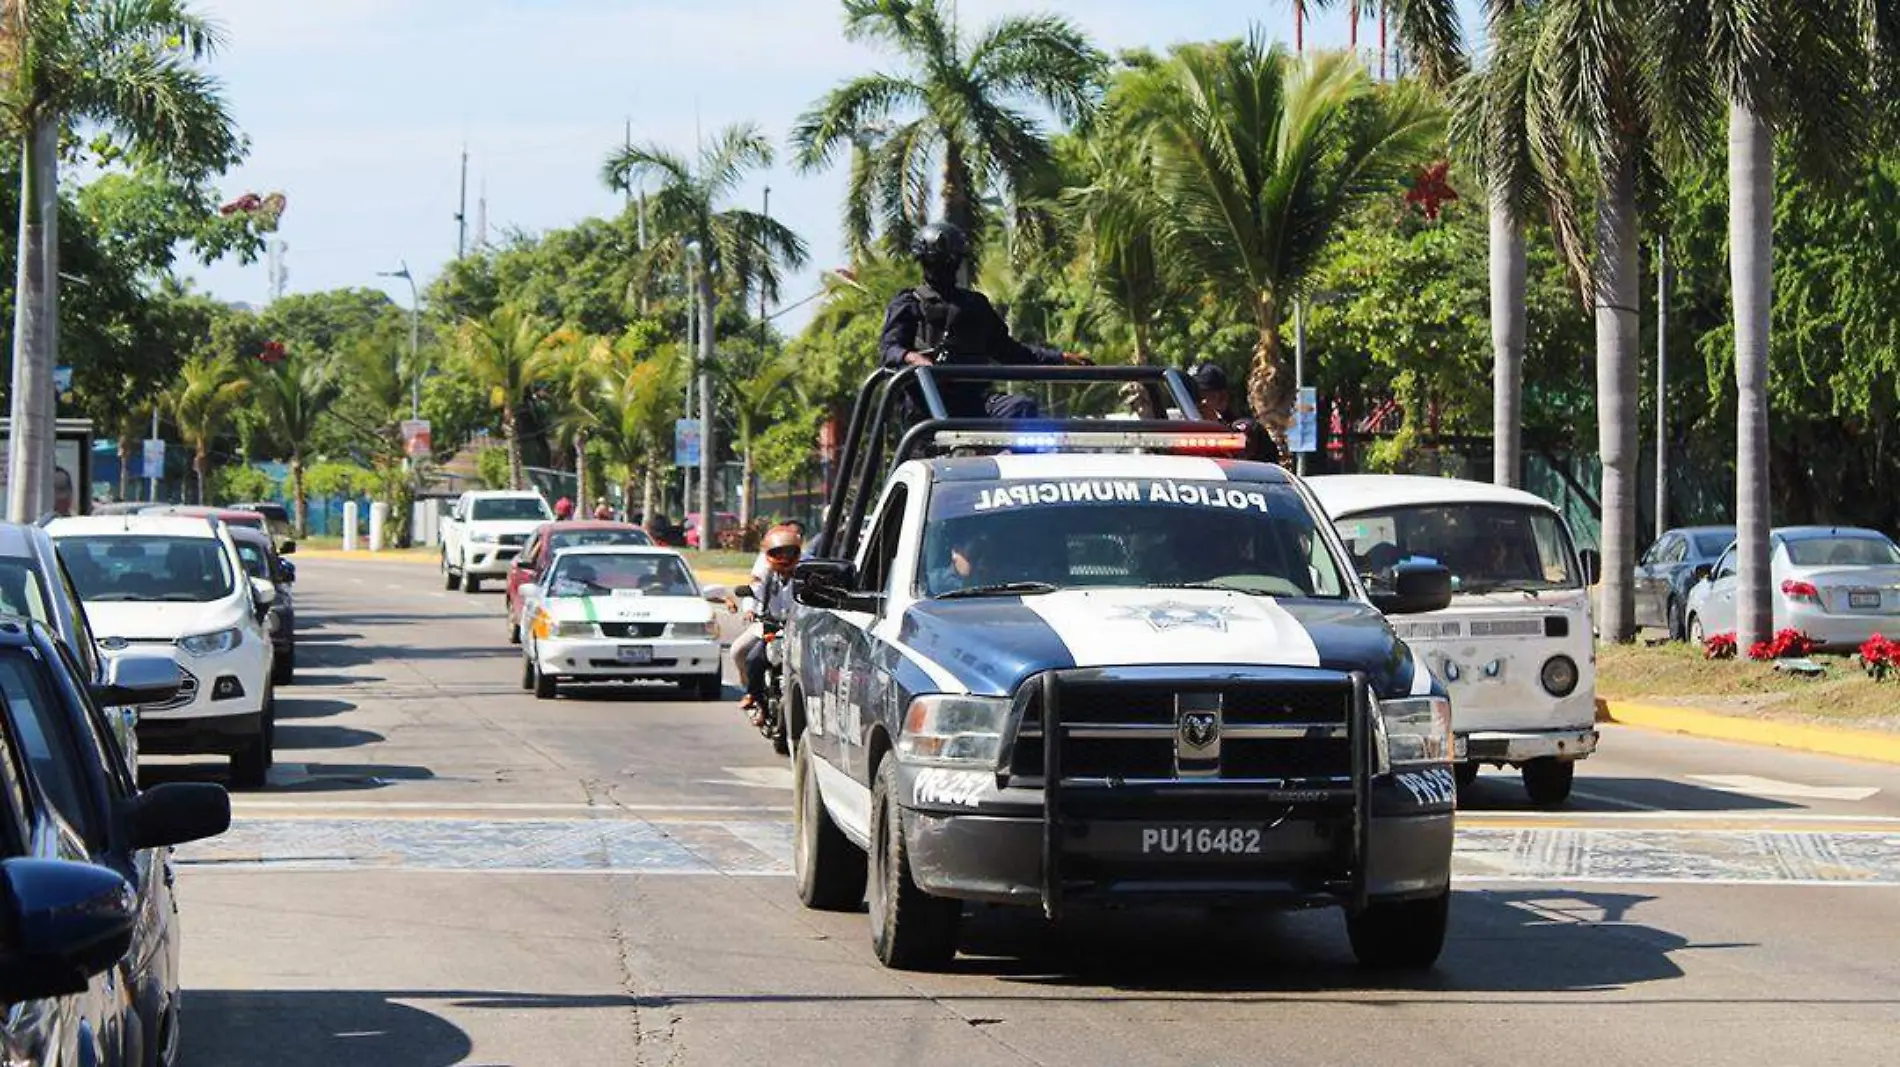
{"left": 933, "top": 429, "right": 1248, "bottom": 453}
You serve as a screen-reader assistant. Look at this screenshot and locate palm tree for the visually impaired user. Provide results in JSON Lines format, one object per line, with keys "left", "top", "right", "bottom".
{"left": 1064, "top": 123, "right": 1180, "bottom": 367}
{"left": 457, "top": 304, "right": 558, "bottom": 490}
{"left": 1654, "top": 2, "right": 1868, "bottom": 652}
{"left": 601, "top": 123, "right": 806, "bottom": 547}
{"left": 1, "top": 0, "right": 239, "bottom": 522}
{"left": 250, "top": 351, "right": 340, "bottom": 537}
{"left": 791, "top": 0, "right": 1106, "bottom": 264}
{"left": 722, "top": 350, "right": 803, "bottom": 531}
{"left": 167, "top": 352, "right": 249, "bottom": 505}
{"left": 1143, "top": 39, "right": 1442, "bottom": 433}
{"left": 586, "top": 342, "right": 685, "bottom": 523}
{"left": 540, "top": 328, "right": 610, "bottom": 507}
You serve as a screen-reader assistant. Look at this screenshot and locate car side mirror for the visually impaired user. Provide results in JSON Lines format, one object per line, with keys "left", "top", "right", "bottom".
{"left": 794, "top": 559, "right": 857, "bottom": 610}
{"left": 125, "top": 782, "right": 231, "bottom": 850}
{"left": 249, "top": 577, "right": 277, "bottom": 607}
{"left": 701, "top": 584, "right": 731, "bottom": 604}
{"left": 519, "top": 583, "right": 541, "bottom": 602}
{"left": 276, "top": 539, "right": 297, "bottom": 556}
{"left": 92, "top": 655, "right": 183, "bottom": 708}
{"left": 1370, "top": 562, "right": 1453, "bottom": 616}
{"left": 1579, "top": 548, "right": 1602, "bottom": 586}
{"left": 1692, "top": 562, "right": 1713, "bottom": 583}
{"left": 0, "top": 858, "right": 139, "bottom": 1002}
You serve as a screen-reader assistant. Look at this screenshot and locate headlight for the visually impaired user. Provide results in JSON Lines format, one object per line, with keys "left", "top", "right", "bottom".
{"left": 177, "top": 628, "right": 241, "bottom": 657}
{"left": 667, "top": 621, "right": 717, "bottom": 638}
{"left": 551, "top": 620, "right": 598, "bottom": 638}
{"left": 1540, "top": 655, "right": 1580, "bottom": 697}
{"left": 898, "top": 695, "right": 1011, "bottom": 767}
{"left": 1373, "top": 695, "right": 1453, "bottom": 773}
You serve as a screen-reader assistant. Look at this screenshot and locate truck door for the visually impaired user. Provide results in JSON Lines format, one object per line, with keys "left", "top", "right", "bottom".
{"left": 838, "top": 484, "right": 912, "bottom": 788}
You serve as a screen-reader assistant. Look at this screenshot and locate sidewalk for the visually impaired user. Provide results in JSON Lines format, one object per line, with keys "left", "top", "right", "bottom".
{"left": 1599, "top": 698, "right": 1900, "bottom": 766}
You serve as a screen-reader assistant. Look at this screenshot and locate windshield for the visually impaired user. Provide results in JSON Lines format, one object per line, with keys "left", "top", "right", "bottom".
{"left": 550, "top": 529, "right": 651, "bottom": 552}
{"left": 58, "top": 536, "right": 236, "bottom": 603}
{"left": 547, "top": 554, "right": 695, "bottom": 597}
{"left": 1784, "top": 535, "right": 1900, "bottom": 567}
{"left": 1333, "top": 503, "right": 1579, "bottom": 594}
{"left": 919, "top": 478, "right": 1348, "bottom": 599}
{"left": 0, "top": 560, "right": 51, "bottom": 626}
{"left": 233, "top": 541, "right": 270, "bottom": 580}
{"left": 472, "top": 497, "right": 551, "bottom": 521}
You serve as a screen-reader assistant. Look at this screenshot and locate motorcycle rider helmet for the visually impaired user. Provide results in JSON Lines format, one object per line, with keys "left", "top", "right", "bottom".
{"left": 762, "top": 524, "right": 803, "bottom": 563}
{"left": 910, "top": 221, "right": 968, "bottom": 276}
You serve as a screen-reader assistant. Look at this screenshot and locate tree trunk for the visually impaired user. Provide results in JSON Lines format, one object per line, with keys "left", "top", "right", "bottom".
{"left": 697, "top": 269, "right": 718, "bottom": 550}
{"left": 504, "top": 404, "right": 523, "bottom": 489}
{"left": 118, "top": 438, "right": 134, "bottom": 501}
{"left": 574, "top": 434, "right": 589, "bottom": 510}
{"left": 194, "top": 443, "right": 209, "bottom": 506}
{"left": 1490, "top": 195, "right": 1527, "bottom": 487}
{"left": 941, "top": 139, "right": 976, "bottom": 286}
{"left": 739, "top": 436, "right": 754, "bottom": 532}
{"left": 292, "top": 450, "right": 308, "bottom": 537}
{"left": 641, "top": 464, "right": 655, "bottom": 524}
{"left": 37, "top": 124, "right": 59, "bottom": 514}
{"left": 6, "top": 122, "right": 57, "bottom": 523}
{"left": 1730, "top": 104, "right": 1774, "bottom": 651}
{"left": 1131, "top": 320, "right": 1151, "bottom": 366}
{"left": 1593, "top": 149, "right": 1641, "bottom": 643}
{"left": 1245, "top": 296, "right": 1290, "bottom": 444}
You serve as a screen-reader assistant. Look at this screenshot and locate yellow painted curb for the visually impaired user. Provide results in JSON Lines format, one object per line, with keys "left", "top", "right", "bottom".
{"left": 1602, "top": 699, "right": 1900, "bottom": 766}
{"left": 295, "top": 549, "right": 434, "bottom": 563}
{"left": 695, "top": 567, "right": 753, "bottom": 588}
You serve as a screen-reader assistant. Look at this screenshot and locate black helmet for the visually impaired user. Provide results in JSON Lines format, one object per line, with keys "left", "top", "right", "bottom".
{"left": 911, "top": 222, "right": 968, "bottom": 273}
{"left": 1190, "top": 362, "right": 1230, "bottom": 395}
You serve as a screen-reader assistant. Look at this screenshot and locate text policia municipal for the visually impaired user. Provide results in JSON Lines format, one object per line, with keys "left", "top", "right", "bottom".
{"left": 971, "top": 480, "right": 1273, "bottom": 514}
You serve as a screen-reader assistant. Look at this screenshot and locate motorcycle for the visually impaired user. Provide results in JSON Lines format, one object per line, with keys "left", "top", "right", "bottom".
{"left": 733, "top": 585, "right": 789, "bottom": 756}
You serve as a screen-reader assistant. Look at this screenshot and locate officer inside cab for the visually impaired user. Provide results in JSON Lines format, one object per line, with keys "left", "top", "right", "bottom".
{"left": 879, "top": 221, "right": 1090, "bottom": 420}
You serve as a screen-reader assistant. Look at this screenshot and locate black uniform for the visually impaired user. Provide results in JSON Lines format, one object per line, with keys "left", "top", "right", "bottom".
{"left": 1215, "top": 410, "right": 1284, "bottom": 466}
{"left": 878, "top": 283, "right": 1065, "bottom": 420}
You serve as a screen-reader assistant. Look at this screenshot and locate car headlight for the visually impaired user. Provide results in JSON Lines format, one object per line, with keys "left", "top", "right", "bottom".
{"left": 667, "top": 621, "right": 716, "bottom": 638}
{"left": 1372, "top": 695, "right": 1453, "bottom": 773}
{"left": 898, "top": 695, "right": 1011, "bottom": 767}
{"left": 1540, "top": 655, "right": 1580, "bottom": 697}
{"left": 551, "top": 620, "right": 598, "bottom": 638}
{"left": 177, "top": 628, "right": 242, "bottom": 657}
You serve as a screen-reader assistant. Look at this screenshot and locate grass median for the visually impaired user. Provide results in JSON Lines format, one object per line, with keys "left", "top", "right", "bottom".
{"left": 1598, "top": 641, "right": 1899, "bottom": 731}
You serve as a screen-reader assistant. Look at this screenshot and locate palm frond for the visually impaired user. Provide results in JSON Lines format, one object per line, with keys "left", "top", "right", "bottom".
{"left": 966, "top": 13, "right": 1107, "bottom": 125}
{"left": 602, "top": 141, "right": 693, "bottom": 196}
{"left": 699, "top": 122, "right": 774, "bottom": 202}
{"left": 790, "top": 73, "right": 926, "bottom": 170}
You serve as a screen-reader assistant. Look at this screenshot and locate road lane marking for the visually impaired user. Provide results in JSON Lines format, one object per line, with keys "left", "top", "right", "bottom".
{"left": 696, "top": 766, "right": 794, "bottom": 791}
{"left": 1687, "top": 774, "right": 1881, "bottom": 801}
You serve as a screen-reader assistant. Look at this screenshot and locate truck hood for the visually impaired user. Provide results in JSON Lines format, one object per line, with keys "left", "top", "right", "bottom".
{"left": 85, "top": 598, "right": 244, "bottom": 643}
{"left": 896, "top": 587, "right": 1420, "bottom": 697}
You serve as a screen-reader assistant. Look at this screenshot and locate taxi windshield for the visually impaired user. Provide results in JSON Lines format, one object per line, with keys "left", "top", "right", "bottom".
{"left": 1333, "top": 503, "right": 1579, "bottom": 594}
{"left": 919, "top": 477, "right": 1348, "bottom": 599}
{"left": 547, "top": 553, "right": 695, "bottom": 597}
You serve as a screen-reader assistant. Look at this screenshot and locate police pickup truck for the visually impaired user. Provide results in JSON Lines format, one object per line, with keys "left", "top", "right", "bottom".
{"left": 785, "top": 364, "right": 1459, "bottom": 971}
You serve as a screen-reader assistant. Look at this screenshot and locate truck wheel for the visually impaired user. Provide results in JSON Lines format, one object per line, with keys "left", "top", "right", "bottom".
{"left": 464, "top": 575, "right": 482, "bottom": 594}
{"left": 1522, "top": 758, "right": 1575, "bottom": 807}
{"left": 444, "top": 556, "right": 461, "bottom": 591}
{"left": 794, "top": 735, "right": 866, "bottom": 911}
{"left": 1347, "top": 889, "right": 1449, "bottom": 970}
{"left": 534, "top": 665, "right": 558, "bottom": 700}
{"left": 694, "top": 673, "right": 723, "bottom": 701}
{"left": 1453, "top": 761, "right": 1480, "bottom": 788}
{"left": 867, "top": 754, "right": 961, "bottom": 970}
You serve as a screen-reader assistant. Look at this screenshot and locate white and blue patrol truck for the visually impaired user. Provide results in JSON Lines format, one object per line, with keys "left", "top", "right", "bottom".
{"left": 784, "top": 364, "right": 1461, "bottom": 972}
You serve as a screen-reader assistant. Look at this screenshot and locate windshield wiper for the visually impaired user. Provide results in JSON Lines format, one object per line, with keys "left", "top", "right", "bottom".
{"left": 1148, "top": 581, "right": 1271, "bottom": 596}
{"left": 1459, "top": 580, "right": 1548, "bottom": 596}
{"left": 936, "top": 581, "right": 1060, "bottom": 600}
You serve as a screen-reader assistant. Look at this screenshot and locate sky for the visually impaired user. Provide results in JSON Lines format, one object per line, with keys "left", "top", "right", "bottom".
{"left": 184, "top": 0, "right": 1482, "bottom": 334}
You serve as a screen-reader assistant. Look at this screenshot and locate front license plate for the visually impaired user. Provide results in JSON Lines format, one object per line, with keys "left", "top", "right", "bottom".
{"left": 1138, "top": 824, "right": 1266, "bottom": 857}
{"left": 1850, "top": 590, "right": 1881, "bottom": 609}
{"left": 616, "top": 645, "right": 653, "bottom": 664}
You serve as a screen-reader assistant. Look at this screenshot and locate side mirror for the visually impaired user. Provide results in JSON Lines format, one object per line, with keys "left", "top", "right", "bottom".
{"left": 519, "top": 583, "right": 541, "bottom": 602}
{"left": 701, "top": 584, "right": 733, "bottom": 604}
{"left": 250, "top": 577, "right": 277, "bottom": 606}
{"left": 793, "top": 559, "right": 858, "bottom": 610}
{"left": 1579, "top": 548, "right": 1602, "bottom": 586}
{"left": 125, "top": 782, "right": 231, "bottom": 850}
{"left": 734, "top": 584, "right": 757, "bottom": 602}
{"left": 92, "top": 654, "right": 183, "bottom": 708}
{"left": 0, "top": 858, "right": 138, "bottom": 1002}
{"left": 276, "top": 539, "right": 297, "bottom": 556}
{"left": 1692, "top": 562, "right": 1713, "bottom": 583}
{"left": 1370, "top": 562, "right": 1454, "bottom": 616}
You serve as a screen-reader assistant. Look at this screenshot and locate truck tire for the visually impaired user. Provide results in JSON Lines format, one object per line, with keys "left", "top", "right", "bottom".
{"left": 867, "top": 754, "right": 961, "bottom": 970}
{"left": 1522, "top": 758, "right": 1575, "bottom": 807}
{"left": 464, "top": 574, "right": 482, "bottom": 594}
{"left": 1347, "top": 889, "right": 1449, "bottom": 970}
{"left": 230, "top": 722, "right": 270, "bottom": 790}
{"left": 793, "top": 735, "right": 866, "bottom": 911}
{"left": 534, "top": 665, "right": 558, "bottom": 700}
{"left": 1453, "top": 761, "right": 1480, "bottom": 788}
{"left": 443, "top": 554, "right": 461, "bottom": 590}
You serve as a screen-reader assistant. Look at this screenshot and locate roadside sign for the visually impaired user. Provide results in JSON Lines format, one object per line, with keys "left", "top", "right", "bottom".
{"left": 674, "top": 419, "right": 701, "bottom": 467}
{"left": 54, "top": 366, "right": 72, "bottom": 392}
{"left": 1289, "top": 387, "right": 1318, "bottom": 454}
{"left": 142, "top": 438, "right": 165, "bottom": 480}
{"left": 400, "top": 419, "right": 432, "bottom": 457}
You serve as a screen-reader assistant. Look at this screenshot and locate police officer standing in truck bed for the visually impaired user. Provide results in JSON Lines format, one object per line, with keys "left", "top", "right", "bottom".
{"left": 879, "top": 221, "right": 1090, "bottom": 420}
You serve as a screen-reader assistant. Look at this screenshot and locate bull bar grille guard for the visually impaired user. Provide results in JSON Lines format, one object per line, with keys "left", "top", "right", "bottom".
{"left": 1029, "top": 669, "right": 1375, "bottom": 921}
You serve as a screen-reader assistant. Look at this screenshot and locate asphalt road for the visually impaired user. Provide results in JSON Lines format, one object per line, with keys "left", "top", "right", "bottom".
{"left": 161, "top": 559, "right": 1900, "bottom": 1066}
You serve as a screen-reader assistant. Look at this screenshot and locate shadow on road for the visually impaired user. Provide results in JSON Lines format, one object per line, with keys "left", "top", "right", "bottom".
{"left": 186, "top": 989, "right": 473, "bottom": 1067}
{"left": 272, "top": 697, "right": 356, "bottom": 721}
{"left": 141, "top": 759, "right": 435, "bottom": 792}
{"left": 304, "top": 644, "right": 512, "bottom": 667}
{"left": 283, "top": 672, "right": 383, "bottom": 688}
{"left": 274, "top": 724, "right": 384, "bottom": 750}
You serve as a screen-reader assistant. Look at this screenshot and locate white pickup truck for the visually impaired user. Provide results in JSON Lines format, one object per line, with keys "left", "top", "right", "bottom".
{"left": 441, "top": 490, "right": 553, "bottom": 593}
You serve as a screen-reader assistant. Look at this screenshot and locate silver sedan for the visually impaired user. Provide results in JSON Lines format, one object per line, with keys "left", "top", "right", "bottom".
{"left": 1685, "top": 526, "right": 1900, "bottom": 648}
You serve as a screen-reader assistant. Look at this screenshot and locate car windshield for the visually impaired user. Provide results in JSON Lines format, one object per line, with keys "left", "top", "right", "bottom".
{"left": 58, "top": 536, "right": 235, "bottom": 602}
{"left": 1692, "top": 532, "right": 1734, "bottom": 558}
{"left": 233, "top": 541, "right": 270, "bottom": 580}
{"left": 549, "top": 529, "right": 651, "bottom": 552}
{"left": 1784, "top": 535, "right": 1900, "bottom": 567}
{"left": 547, "top": 554, "right": 695, "bottom": 597}
{"left": 1333, "top": 503, "right": 1580, "bottom": 594}
{"left": 472, "top": 497, "right": 551, "bottom": 521}
{"left": 0, "top": 560, "right": 51, "bottom": 626}
{"left": 919, "top": 477, "right": 1348, "bottom": 599}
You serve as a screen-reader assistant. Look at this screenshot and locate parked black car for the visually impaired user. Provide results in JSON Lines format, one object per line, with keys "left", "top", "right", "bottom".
{"left": 1633, "top": 525, "right": 1736, "bottom": 639}
{"left": 0, "top": 615, "right": 229, "bottom": 1066}
{"left": 227, "top": 525, "right": 297, "bottom": 683}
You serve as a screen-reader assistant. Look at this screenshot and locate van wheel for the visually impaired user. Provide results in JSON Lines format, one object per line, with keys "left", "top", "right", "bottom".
{"left": 794, "top": 735, "right": 866, "bottom": 911}
{"left": 867, "top": 754, "right": 961, "bottom": 970}
{"left": 1522, "top": 758, "right": 1575, "bottom": 807}
{"left": 1348, "top": 889, "right": 1449, "bottom": 969}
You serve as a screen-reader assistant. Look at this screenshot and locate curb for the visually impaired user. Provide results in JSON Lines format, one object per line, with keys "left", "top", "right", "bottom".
{"left": 295, "top": 549, "right": 433, "bottom": 563}
{"left": 1598, "top": 698, "right": 1900, "bottom": 766}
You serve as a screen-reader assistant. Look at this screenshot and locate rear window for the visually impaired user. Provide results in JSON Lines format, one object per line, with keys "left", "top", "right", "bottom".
{"left": 1783, "top": 536, "right": 1900, "bottom": 567}
{"left": 1692, "top": 533, "right": 1733, "bottom": 558}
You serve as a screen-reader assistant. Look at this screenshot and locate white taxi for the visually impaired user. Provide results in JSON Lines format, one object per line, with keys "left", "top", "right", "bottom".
{"left": 518, "top": 546, "right": 723, "bottom": 700}
{"left": 1308, "top": 475, "right": 1600, "bottom": 806}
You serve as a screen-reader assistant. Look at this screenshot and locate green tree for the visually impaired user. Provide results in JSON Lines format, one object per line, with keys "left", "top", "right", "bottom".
{"left": 721, "top": 347, "right": 802, "bottom": 530}
{"left": 166, "top": 351, "right": 248, "bottom": 504}
{"left": 791, "top": 0, "right": 1106, "bottom": 263}
{"left": 250, "top": 351, "right": 341, "bottom": 536}
{"left": 456, "top": 303, "right": 557, "bottom": 489}
{"left": 2, "top": 0, "right": 240, "bottom": 521}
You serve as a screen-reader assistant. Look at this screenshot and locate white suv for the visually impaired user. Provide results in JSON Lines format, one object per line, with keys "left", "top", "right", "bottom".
{"left": 49, "top": 514, "right": 278, "bottom": 787}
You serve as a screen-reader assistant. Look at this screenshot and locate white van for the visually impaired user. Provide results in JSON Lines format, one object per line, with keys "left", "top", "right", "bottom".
{"left": 1306, "top": 475, "right": 1600, "bottom": 806}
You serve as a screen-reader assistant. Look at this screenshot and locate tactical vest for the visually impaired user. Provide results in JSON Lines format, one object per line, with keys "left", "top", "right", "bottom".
{"left": 910, "top": 283, "right": 958, "bottom": 357}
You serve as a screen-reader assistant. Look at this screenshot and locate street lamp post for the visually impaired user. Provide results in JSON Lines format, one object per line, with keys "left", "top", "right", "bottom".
{"left": 377, "top": 262, "right": 421, "bottom": 420}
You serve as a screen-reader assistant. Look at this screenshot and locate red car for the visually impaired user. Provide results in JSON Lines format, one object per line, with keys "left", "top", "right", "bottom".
{"left": 505, "top": 521, "right": 653, "bottom": 643}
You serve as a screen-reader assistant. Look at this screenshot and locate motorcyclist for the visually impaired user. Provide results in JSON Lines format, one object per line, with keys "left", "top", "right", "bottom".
{"left": 593, "top": 498, "right": 614, "bottom": 520}
{"left": 738, "top": 524, "right": 801, "bottom": 723}
{"left": 878, "top": 221, "right": 1090, "bottom": 420}
{"left": 1188, "top": 362, "right": 1283, "bottom": 465}
{"left": 554, "top": 497, "right": 575, "bottom": 521}
{"left": 728, "top": 520, "right": 808, "bottom": 681}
